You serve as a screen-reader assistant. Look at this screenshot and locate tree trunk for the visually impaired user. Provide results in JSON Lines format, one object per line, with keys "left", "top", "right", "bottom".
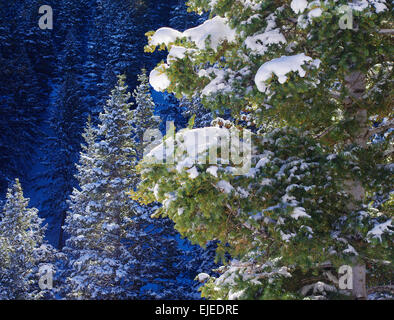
{"left": 344, "top": 71, "right": 369, "bottom": 300}
{"left": 345, "top": 179, "right": 368, "bottom": 300}
{"left": 352, "top": 264, "right": 367, "bottom": 300}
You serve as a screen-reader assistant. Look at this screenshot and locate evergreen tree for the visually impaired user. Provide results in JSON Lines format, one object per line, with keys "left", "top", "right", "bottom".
{"left": 137, "top": 0, "right": 393, "bottom": 300}
{"left": 63, "top": 75, "right": 139, "bottom": 299}
{"left": 132, "top": 69, "right": 161, "bottom": 160}
{"left": 0, "top": 179, "right": 56, "bottom": 300}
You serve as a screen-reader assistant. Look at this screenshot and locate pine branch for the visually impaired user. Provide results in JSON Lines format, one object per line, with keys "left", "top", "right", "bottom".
{"left": 314, "top": 124, "right": 336, "bottom": 139}
{"left": 379, "top": 29, "right": 394, "bottom": 34}
{"left": 365, "top": 118, "right": 394, "bottom": 140}
{"left": 367, "top": 285, "right": 394, "bottom": 294}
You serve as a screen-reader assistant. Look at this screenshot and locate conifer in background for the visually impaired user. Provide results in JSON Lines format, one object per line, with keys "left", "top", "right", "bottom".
{"left": 0, "top": 179, "right": 56, "bottom": 300}
{"left": 132, "top": 69, "right": 162, "bottom": 160}
{"left": 63, "top": 75, "right": 140, "bottom": 299}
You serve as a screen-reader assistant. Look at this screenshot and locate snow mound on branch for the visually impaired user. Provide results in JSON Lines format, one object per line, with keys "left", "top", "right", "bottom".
{"left": 291, "top": 0, "right": 308, "bottom": 14}
{"left": 229, "top": 289, "right": 246, "bottom": 300}
{"left": 167, "top": 46, "right": 187, "bottom": 62}
{"left": 254, "top": 53, "right": 314, "bottom": 92}
{"left": 207, "top": 166, "right": 219, "bottom": 177}
{"left": 183, "top": 16, "right": 236, "bottom": 50}
{"left": 149, "top": 66, "right": 170, "bottom": 91}
{"left": 149, "top": 16, "right": 236, "bottom": 51}
{"left": 350, "top": 0, "right": 387, "bottom": 13}
{"left": 281, "top": 231, "right": 296, "bottom": 242}
{"left": 201, "top": 69, "right": 228, "bottom": 96}
{"left": 197, "top": 273, "right": 210, "bottom": 282}
{"left": 308, "top": 7, "right": 322, "bottom": 18}
{"left": 167, "top": 46, "right": 196, "bottom": 64}
{"left": 343, "top": 244, "right": 358, "bottom": 256}
{"left": 239, "top": 0, "right": 263, "bottom": 10}
{"left": 291, "top": 207, "right": 311, "bottom": 220}
{"left": 146, "top": 127, "right": 233, "bottom": 162}
{"left": 187, "top": 166, "right": 199, "bottom": 179}
{"left": 245, "top": 30, "right": 286, "bottom": 55}
{"left": 149, "top": 17, "right": 236, "bottom": 91}
{"left": 244, "top": 12, "right": 286, "bottom": 55}
{"left": 371, "top": 0, "right": 388, "bottom": 12}
{"left": 217, "top": 180, "right": 234, "bottom": 194}
{"left": 144, "top": 126, "right": 252, "bottom": 175}
{"left": 367, "top": 219, "right": 392, "bottom": 242}
{"left": 150, "top": 27, "right": 183, "bottom": 46}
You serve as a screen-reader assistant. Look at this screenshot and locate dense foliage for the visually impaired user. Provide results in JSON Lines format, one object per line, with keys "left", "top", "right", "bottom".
{"left": 135, "top": 0, "right": 393, "bottom": 299}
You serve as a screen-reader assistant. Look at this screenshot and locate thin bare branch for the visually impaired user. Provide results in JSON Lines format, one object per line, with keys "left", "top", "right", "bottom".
{"left": 379, "top": 29, "right": 394, "bottom": 34}
{"left": 365, "top": 118, "right": 394, "bottom": 140}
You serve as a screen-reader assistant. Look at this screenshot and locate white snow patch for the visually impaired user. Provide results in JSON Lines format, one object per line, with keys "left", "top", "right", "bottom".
{"left": 229, "top": 289, "right": 246, "bottom": 300}
{"left": 149, "top": 66, "right": 170, "bottom": 91}
{"left": 308, "top": 8, "right": 322, "bottom": 19}
{"left": 197, "top": 273, "right": 211, "bottom": 282}
{"left": 201, "top": 69, "right": 228, "bottom": 96}
{"left": 217, "top": 180, "right": 234, "bottom": 194}
{"left": 145, "top": 126, "right": 251, "bottom": 173}
{"left": 343, "top": 244, "right": 359, "bottom": 256}
{"left": 367, "top": 219, "right": 392, "bottom": 242}
{"left": 291, "top": 0, "right": 308, "bottom": 13}
{"left": 254, "top": 53, "right": 314, "bottom": 92}
{"left": 256, "top": 156, "right": 271, "bottom": 169}
{"left": 187, "top": 166, "right": 199, "bottom": 179}
{"left": 245, "top": 30, "right": 286, "bottom": 55}
{"left": 239, "top": 0, "right": 263, "bottom": 10}
{"left": 207, "top": 166, "right": 219, "bottom": 177}
{"left": 150, "top": 27, "right": 183, "bottom": 46}
{"left": 183, "top": 16, "right": 236, "bottom": 50}
{"left": 281, "top": 231, "right": 296, "bottom": 242}
{"left": 350, "top": 0, "right": 387, "bottom": 13}
{"left": 372, "top": 1, "right": 388, "bottom": 13}
{"left": 167, "top": 46, "right": 187, "bottom": 63}
{"left": 167, "top": 46, "right": 196, "bottom": 64}
{"left": 291, "top": 207, "right": 311, "bottom": 220}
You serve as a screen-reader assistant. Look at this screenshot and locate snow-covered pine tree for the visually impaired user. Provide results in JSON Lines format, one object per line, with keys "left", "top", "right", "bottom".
{"left": 64, "top": 75, "right": 206, "bottom": 299}
{"left": 131, "top": 69, "right": 161, "bottom": 160}
{"left": 55, "top": 116, "right": 97, "bottom": 299}
{"left": 0, "top": 179, "right": 56, "bottom": 300}
{"left": 63, "top": 75, "right": 141, "bottom": 300}
{"left": 135, "top": 0, "right": 393, "bottom": 300}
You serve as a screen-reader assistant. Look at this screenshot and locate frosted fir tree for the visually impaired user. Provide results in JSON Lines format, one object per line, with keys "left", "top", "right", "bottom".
{"left": 131, "top": 69, "right": 161, "bottom": 160}
{"left": 0, "top": 179, "right": 56, "bottom": 300}
{"left": 64, "top": 76, "right": 203, "bottom": 299}
{"left": 135, "top": 0, "right": 393, "bottom": 300}
{"left": 63, "top": 75, "right": 140, "bottom": 300}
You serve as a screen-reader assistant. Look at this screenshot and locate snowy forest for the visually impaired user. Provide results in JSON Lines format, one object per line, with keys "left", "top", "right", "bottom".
{"left": 0, "top": 0, "right": 393, "bottom": 300}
